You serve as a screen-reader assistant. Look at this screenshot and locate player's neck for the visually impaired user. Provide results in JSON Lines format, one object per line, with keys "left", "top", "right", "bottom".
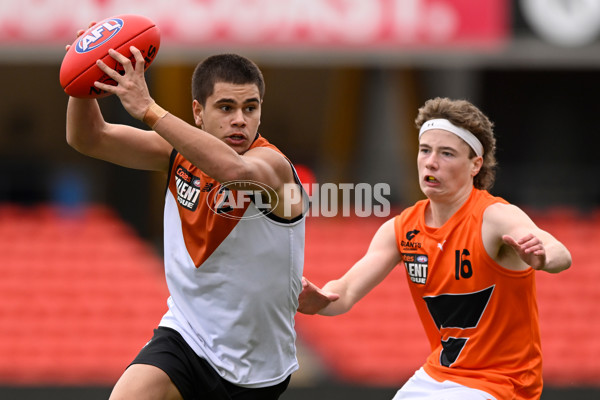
{"left": 425, "top": 187, "right": 472, "bottom": 228}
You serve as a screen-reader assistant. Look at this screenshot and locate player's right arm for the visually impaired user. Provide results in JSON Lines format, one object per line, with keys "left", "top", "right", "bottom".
{"left": 299, "top": 218, "right": 402, "bottom": 316}
{"left": 66, "top": 97, "right": 172, "bottom": 172}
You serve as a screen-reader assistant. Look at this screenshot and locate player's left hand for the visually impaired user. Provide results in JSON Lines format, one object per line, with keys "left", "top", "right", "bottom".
{"left": 94, "top": 46, "right": 153, "bottom": 120}
{"left": 297, "top": 277, "right": 340, "bottom": 315}
{"left": 502, "top": 233, "right": 547, "bottom": 270}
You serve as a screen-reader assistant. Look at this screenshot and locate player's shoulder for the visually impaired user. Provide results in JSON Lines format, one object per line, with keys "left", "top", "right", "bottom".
{"left": 483, "top": 202, "right": 530, "bottom": 230}
{"left": 484, "top": 201, "right": 520, "bottom": 215}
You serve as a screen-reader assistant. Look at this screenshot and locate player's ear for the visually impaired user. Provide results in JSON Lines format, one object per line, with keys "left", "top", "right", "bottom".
{"left": 471, "top": 156, "right": 483, "bottom": 177}
{"left": 192, "top": 99, "right": 203, "bottom": 128}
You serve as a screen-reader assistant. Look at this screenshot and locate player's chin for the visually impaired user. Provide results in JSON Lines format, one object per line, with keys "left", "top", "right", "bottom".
{"left": 419, "top": 182, "right": 437, "bottom": 195}
{"left": 225, "top": 139, "right": 250, "bottom": 154}
{"left": 421, "top": 185, "right": 448, "bottom": 202}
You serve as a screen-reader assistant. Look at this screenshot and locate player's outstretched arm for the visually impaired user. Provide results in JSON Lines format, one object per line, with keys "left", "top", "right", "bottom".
{"left": 299, "top": 218, "right": 402, "bottom": 316}
{"left": 297, "top": 278, "right": 340, "bottom": 315}
{"left": 484, "top": 203, "right": 572, "bottom": 274}
{"left": 502, "top": 231, "right": 571, "bottom": 273}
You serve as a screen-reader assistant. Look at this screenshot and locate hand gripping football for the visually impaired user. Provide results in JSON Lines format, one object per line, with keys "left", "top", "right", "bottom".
{"left": 60, "top": 14, "right": 160, "bottom": 98}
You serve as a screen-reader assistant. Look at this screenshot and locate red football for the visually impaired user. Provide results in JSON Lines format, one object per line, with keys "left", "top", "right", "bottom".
{"left": 60, "top": 14, "right": 160, "bottom": 98}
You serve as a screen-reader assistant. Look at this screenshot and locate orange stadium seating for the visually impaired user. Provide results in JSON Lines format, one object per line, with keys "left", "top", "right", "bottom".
{"left": 0, "top": 204, "right": 169, "bottom": 385}
{"left": 0, "top": 203, "right": 598, "bottom": 387}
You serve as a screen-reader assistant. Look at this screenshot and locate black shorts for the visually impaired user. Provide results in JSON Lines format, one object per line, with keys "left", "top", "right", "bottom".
{"left": 130, "top": 327, "right": 291, "bottom": 400}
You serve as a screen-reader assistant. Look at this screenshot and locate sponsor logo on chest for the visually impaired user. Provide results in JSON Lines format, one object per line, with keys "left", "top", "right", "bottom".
{"left": 174, "top": 165, "right": 202, "bottom": 211}
{"left": 403, "top": 253, "right": 428, "bottom": 284}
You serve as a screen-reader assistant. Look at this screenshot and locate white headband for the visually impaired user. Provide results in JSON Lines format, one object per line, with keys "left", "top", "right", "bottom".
{"left": 419, "top": 118, "right": 484, "bottom": 157}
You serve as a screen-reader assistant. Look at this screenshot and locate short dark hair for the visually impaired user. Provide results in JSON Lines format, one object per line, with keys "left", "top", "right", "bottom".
{"left": 415, "top": 97, "right": 497, "bottom": 190}
{"left": 191, "top": 54, "right": 265, "bottom": 106}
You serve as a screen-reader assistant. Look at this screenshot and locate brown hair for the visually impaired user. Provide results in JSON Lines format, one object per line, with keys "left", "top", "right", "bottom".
{"left": 415, "top": 97, "right": 497, "bottom": 190}
{"left": 191, "top": 54, "right": 265, "bottom": 106}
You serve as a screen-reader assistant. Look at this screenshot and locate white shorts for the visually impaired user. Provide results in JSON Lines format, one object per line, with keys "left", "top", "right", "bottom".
{"left": 392, "top": 368, "right": 496, "bottom": 400}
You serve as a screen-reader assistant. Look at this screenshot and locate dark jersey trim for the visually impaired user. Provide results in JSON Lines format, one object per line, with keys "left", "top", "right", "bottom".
{"left": 165, "top": 148, "right": 178, "bottom": 196}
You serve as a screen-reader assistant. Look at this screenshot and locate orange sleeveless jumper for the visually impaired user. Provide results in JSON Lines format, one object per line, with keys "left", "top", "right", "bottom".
{"left": 393, "top": 188, "right": 542, "bottom": 400}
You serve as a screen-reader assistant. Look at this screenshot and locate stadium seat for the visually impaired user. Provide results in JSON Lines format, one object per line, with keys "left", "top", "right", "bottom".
{"left": 0, "top": 203, "right": 168, "bottom": 385}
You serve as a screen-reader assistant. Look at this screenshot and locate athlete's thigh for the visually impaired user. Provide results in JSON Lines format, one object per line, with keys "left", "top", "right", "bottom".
{"left": 109, "top": 363, "right": 183, "bottom": 400}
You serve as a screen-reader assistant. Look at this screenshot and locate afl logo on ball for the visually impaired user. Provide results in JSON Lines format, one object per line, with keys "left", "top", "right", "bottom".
{"left": 76, "top": 18, "right": 124, "bottom": 53}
